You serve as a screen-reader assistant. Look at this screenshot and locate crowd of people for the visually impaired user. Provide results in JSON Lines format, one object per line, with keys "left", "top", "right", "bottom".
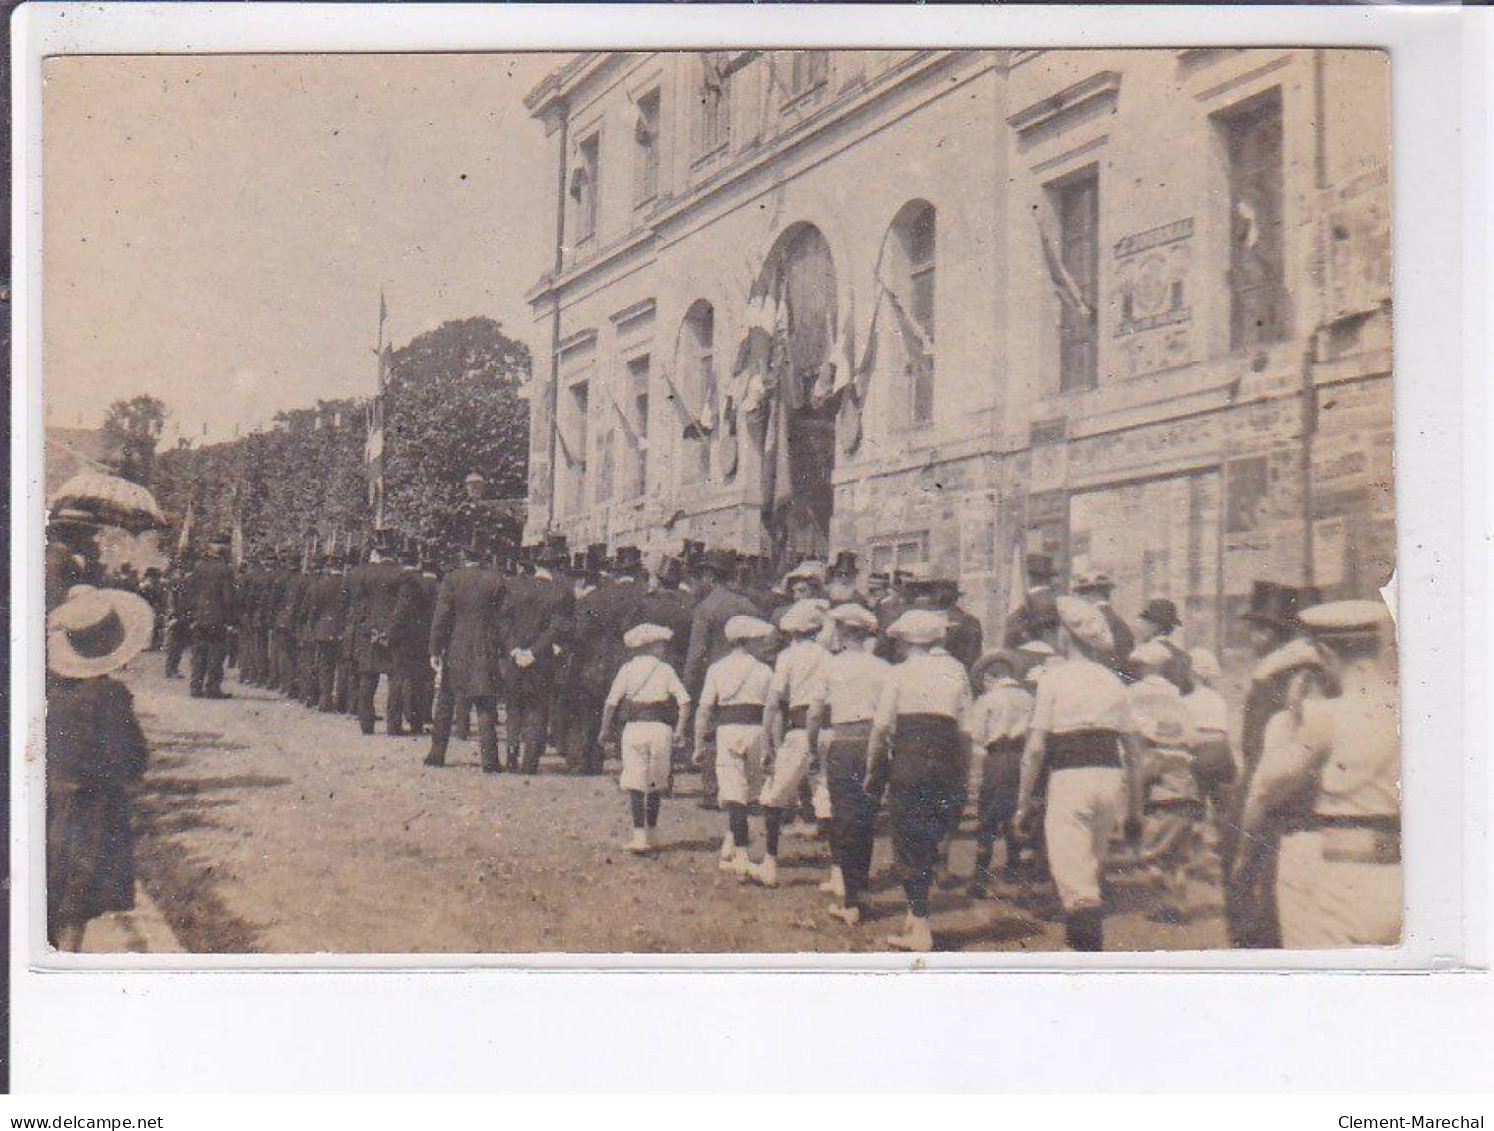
{"left": 129, "top": 526, "right": 1399, "bottom": 955}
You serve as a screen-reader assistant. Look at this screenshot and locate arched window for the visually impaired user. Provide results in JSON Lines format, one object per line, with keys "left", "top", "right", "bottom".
{"left": 677, "top": 300, "right": 716, "bottom": 484}
{"left": 884, "top": 200, "right": 936, "bottom": 426}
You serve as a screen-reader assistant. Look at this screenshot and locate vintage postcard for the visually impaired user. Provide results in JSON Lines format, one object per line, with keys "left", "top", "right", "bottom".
{"left": 40, "top": 47, "right": 1397, "bottom": 958}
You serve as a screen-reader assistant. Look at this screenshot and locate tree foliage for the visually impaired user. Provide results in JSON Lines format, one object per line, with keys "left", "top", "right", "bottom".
{"left": 146, "top": 315, "right": 532, "bottom": 563}
{"left": 101, "top": 394, "right": 167, "bottom": 485}
{"left": 382, "top": 316, "right": 531, "bottom": 554}
{"left": 154, "top": 400, "right": 370, "bottom": 560}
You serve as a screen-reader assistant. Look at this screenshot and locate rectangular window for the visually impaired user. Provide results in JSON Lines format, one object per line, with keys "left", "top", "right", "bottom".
{"left": 627, "top": 355, "right": 650, "bottom": 499}
{"left": 694, "top": 54, "right": 730, "bottom": 159}
{"left": 868, "top": 535, "right": 927, "bottom": 576}
{"left": 575, "top": 133, "right": 600, "bottom": 243}
{"left": 1223, "top": 90, "right": 1287, "bottom": 351}
{"left": 633, "top": 90, "right": 660, "bottom": 207}
{"left": 566, "top": 380, "right": 590, "bottom": 516}
{"left": 596, "top": 429, "right": 614, "bottom": 505}
{"left": 1056, "top": 170, "right": 1100, "bottom": 393}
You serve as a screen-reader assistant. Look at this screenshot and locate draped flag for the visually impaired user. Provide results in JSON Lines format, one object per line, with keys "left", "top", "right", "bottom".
{"left": 176, "top": 500, "right": 194, "bottom": 557}
{"left": 1037, "top": 216, "right": 1093, "bottom": 319}
{"left": 365, "top": 292, "right": 392, "bottom": 528}
{"left": 1007, "top": 538, "right": 1028, "bottom": 618}
{"left": 611, "top": 397, "right": 644, "bottom": 451}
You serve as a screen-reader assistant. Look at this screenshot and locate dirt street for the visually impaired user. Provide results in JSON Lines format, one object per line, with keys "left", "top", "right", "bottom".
{"left": 120, "top": 659, "right": 1227, "bottom": 955}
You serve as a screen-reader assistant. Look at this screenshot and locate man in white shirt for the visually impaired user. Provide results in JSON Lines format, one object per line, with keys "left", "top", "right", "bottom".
{"left": 695, "top": 615, "right": 777, "bottom": 875}
{"left": 867, "top": 609, "right": 973, "bottom": 952}
{"left": 807, "top": 604, "right": 891, "bottom": 924}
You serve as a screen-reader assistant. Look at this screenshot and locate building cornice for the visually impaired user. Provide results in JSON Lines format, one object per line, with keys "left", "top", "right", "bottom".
{"left": 1008, "top": 70, "right": 1121, "bottom": 136}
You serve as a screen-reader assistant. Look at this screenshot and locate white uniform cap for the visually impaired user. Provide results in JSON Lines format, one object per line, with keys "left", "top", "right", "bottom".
{"left": 778, "top": 600, "right": 827, "bottom": 635}
{"left": 1299, "top": 599, "right": 1393, "bottom": 635}
{"left": 827, "top": 603, "right": 879, "bottom": 634}
{"left": 1017, "top": 640, "right": 1056, "bottom": 657}
{"left": 785, "top": 559, "right": 828, "bottom": 584}
{"left": 1056, "top": 595, "right": 1115, "bottom": 655}
{"left": 1189, "top": 648, "right": 1222, "bottom": 684}
{"left": 623, "top": 623, "right": 674, "bottom": 650}
{"left": 888, "top": 609, "right": 948, "bottom": 646}
{"left": 1129, "top": 639, "right": 1173, "bottom": 669}
{"left": 725, "top": 615, "right": 776, "bottom": 643}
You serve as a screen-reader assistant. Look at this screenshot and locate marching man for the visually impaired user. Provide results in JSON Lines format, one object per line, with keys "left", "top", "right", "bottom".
{"left": 806, "top": 603, "right": 890, "bottom": 925}
{"left": 1014, "top": 597, "right": 1145, "bottom": 952}
{"left": 598, "top": 624, "right": 692, "bottom": 854}
{"left": 867, "top": 609, "right": 973, "bottom": 952}
{"left": 694, "top": 615, "right": 778, "bottom": 875}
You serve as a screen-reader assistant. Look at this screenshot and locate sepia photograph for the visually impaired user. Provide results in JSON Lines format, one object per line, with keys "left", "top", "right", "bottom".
{"left": 38, "top": 45, "right": 1398, "bottom": 958}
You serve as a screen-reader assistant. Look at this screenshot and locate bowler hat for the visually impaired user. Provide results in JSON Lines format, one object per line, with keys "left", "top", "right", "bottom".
{"left": 829, "top": 551, "right": 859, "bottom": 579}
{"left": 657, "top": 555, "right": 684, "bottom": 588}
{"left": 1025, "top": 552, "right": 1056, "bottom": 583}
{"left": 1139, "top": 598, "right": 1181, "bottom": 632}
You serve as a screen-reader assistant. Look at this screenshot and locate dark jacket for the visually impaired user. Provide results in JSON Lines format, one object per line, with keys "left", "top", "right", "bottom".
{"left": 429, "top": 564, "right": 506, "bottom": 698}
{"left": 634, "top": 587, "right": 696, "bottom": 673}
{"left": 942, "top": 604, "right": 984, "bottom": 671}
{"left": 272, "top": 570, "right": 305, "bottom": 633}
{"left": 389, "top": 567, "right": 435, "bottom": 668}
{"left": 1002, "top": 585, "right": 1058, "bottom": 648}
{"left": 183, "top": 558, "right": 238, "bottom": 631}
{"left": 577, "top": 578, "right": 650, "bottom": 694}
{"left": 354, "top": 561, "right": 408, "bottom": 673}
{"left": 683, "top": 582, "right": 761, "bottom": 694}
{"left": 497, "top": 572, "right": 575, "bottom": 681}
{"left": 311, "top": 573, "right": 349, "bottom": 643}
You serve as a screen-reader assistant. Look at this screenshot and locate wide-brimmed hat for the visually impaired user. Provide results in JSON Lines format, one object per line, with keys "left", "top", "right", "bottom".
{"left": 1299, "top": 599, "right": 1393, "bottom": 641}
{"left": 47, "top": 585, "right": 155, "bottom": 679}
{"left": 1056, "top": 595, "right": 1115, "bottom": 655}
{"left": 888, "top": 609, "right": 948, "bottom": 646}
{"left": 623, "top": 623, "right": 673, "bottom": 650}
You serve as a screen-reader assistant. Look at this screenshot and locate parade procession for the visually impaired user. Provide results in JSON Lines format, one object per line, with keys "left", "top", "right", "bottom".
{"left": 40, "top": 47, "right": 1399, "bottom": 956}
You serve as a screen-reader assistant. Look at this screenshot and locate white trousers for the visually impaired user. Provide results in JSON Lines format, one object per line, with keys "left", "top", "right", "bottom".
{"left": 1044, "top": 766, "right": 1126, "bottom": 912}
{"left": 761, "top": 727, "right": 813, "bottom": 809}
{"left": 715, "top": 723, "right": 767, "bottom": 806}
{"left": 619, "top": 721, "right": 673, "bottom": 794}
{"left": 1277, "top": 831, "right": 1402, "bottom": 948}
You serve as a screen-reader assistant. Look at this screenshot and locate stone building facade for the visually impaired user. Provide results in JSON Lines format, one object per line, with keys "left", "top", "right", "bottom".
{"left": 523, "top": 49, "right": 1393, "bottom": 656}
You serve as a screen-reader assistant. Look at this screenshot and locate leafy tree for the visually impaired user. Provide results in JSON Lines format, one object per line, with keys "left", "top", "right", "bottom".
{"left": 101, "top": 394, "right": 167, "bottom": 484}
{"left": 382, "top": 316, "right": 531, "bottom": 556}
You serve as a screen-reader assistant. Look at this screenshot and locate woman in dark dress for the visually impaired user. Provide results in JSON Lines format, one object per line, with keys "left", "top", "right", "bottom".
{"left": 45, "top": 585, "right": 154, "bottom": 950}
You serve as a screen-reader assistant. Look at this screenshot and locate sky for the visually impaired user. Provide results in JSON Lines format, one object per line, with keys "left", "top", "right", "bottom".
{"left": 43, "top": 52, "right": 563, "bottom": 443}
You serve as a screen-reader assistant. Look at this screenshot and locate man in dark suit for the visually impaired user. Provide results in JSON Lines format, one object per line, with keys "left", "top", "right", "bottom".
{"left": 497, "top": 541, "right": 574, "bottom": 773}
{"left": 425, "top": 541, "right": 507, "bottom": 771}
{"left": 1002, "top": 551, "right": 1060, "bottom": 649}
{"left": 354, "top": 539, "right": 407, "bottom": 736}
{"left": 184, "top": 535, "right": 239, "bottom": 699}
{"left": 273, "top": 557, "right": 307, "bottom": 700}
{"left": 296, "top": 556, "right": 324, "bottom": 708}
{"left": 570, "top": 547, "right": 650, "bottom": 776}
{"left": 924, "top": 577, "right": 984, "bottom": 671}
{"left": 312, "top": 553, "right": 350, "bottom": 713}
{"left": 386, "top": 544, "right": 433, "bottom": 735}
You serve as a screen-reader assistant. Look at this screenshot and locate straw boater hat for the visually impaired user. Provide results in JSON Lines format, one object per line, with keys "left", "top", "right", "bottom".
{"left": 1056, "top": 595, "right": 1115, "bottom": 655}
{"left": 47, "top": 585, "right": 155, "bottom": 679}
{"left": 623, "top": 623, "right": 673, "bottom": 650}
{"left": 785, "top": 559, "right": 827, "bottom": 585}
{"left": 827, "top": 603, "right": 879, "bottom": 634}
{"left": 725, "top": 615, "right": 776, "bottom": 643}
{"left": 887, "top": 609, "right": 947, "bottom": 646}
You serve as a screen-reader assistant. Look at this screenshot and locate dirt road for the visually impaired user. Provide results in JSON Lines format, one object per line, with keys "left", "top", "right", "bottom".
{"left": 121, "top": 660, "right": 1226, "bottom": 955}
